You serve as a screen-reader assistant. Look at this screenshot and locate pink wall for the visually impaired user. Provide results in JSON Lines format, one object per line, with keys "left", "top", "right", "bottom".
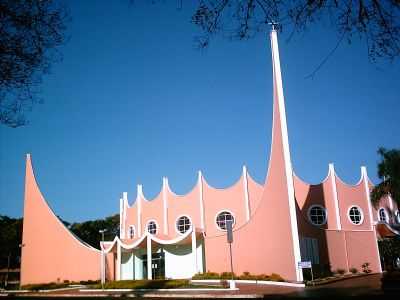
{"left": 21, "top": 155, "right": 100, "bottom": 285}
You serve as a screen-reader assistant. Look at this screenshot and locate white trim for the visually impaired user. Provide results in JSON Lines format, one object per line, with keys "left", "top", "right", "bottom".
{"left": 123, "top": 192, "right": 128, "bottom": 238}
{"left": 146, "top": 235, "right": 152, "bottom": 280}
{"left": 329, "top": 164, "right": 342, "bottom": 230}
{"left": 162, "top": 177, "right": 169, "bottom": 235}
{"left": 307, "top": 204, "right": 327, "bottom": 226}
{"left": 270, "top": 29, "right": 303, "bottom": 282}
{"left": 191, "top": 226, "right": 198, "bottom": 274}
{"left": 175, "top": 214, "right": 193, "bottom": 235}
{"left": 190, "top": 279, "right": 305, "bottom": 288}
{"left": 119, "top": 198, "right": 124, "bottom": 239}
{"left": 361, "top": 167, "right": 374, "bottom": 230}
{"left": 137, "top": 184, "right": 143, "bottom": 237}
{"left": 215, "top": 209, "right": 236, "bottom": 231}
{"left": 198, "top": 171, "right": 205, "bottom": 230}
{"left": 243, "top": 165, "right": 251, "bottom": 221}
{"left": 146, "top": 219, "right": 159, "bottom": 235}
{"left": 378, "top": 208, "right": 389, "bottom": 223}
{"left": 388, "top": 195, "right": 394, "bottom": 211}
{"left": 116, "top": 242, "right": 121, "bottom": 280}
{"left": 347, "top": 205, "right": 365, "bottom": 226}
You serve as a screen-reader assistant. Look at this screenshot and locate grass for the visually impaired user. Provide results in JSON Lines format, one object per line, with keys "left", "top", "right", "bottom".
{"left": 192, "top": 271, "right": 285, "bottom": 282}
{"left": 90, "top": 279, "right": 219, "bottom": 290}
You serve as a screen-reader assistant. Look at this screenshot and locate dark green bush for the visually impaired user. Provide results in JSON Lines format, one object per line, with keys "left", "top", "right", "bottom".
{"left": 93, "top": 279, "right": 190, "bottom": 289}
{"left": 362, "top": 262, "right": 371, "bottom": 274}
{"left": 336, "top": 269, "right": 346, "bottom": 275}
{"left": 349, "top": 267, "right": 358, "bottom": 274}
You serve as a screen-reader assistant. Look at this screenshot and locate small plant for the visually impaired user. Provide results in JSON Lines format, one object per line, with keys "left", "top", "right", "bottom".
{"left": 220, "top": 272, "right": 235, "bottom": 279}
{"left": 336, "top": 268, "right": 346, "bottom": 275}
{"left": 349, "top": 267, "right": 358, "bottom": 274}
{"left": 269, "top": 273, "right": 284, "bottom": 282}
{"left": 362, "top": 262, "right": 371, "bottom": 274}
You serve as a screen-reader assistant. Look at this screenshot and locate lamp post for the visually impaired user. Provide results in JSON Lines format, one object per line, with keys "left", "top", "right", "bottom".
{"left": 99, "top": 229, "right": 107, "bottom": 288}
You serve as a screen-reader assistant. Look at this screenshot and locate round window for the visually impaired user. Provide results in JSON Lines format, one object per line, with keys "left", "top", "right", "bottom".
{"left": 378, "top": 208, "right": 388, "bottom": 223}
{"left": 308, "top": 205, "right": 327, "bottom": 226}
{"left": 176, "top": 216, "right": 191, "bottom": 234}
{"left": 348, "top": 206, "right": 363, "bottom": 225}
{"left": 216, "top": 211, "right": 235, "bottom": 230}
{"left": 147, "top": 221, "right": 157, "bottom": 235}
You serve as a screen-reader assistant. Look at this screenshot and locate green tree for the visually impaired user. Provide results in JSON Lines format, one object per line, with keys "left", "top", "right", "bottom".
{"left": 69, "top": 214, "right": 120, "bottom": 249}
{"left": 371, "top": 148, "right": 400, "bottom": 207}
{"left": 0, "top": 216, "right": 23, "bottom": 269}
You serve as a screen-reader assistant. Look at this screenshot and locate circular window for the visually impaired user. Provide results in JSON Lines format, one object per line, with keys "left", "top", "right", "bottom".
{"left": 378, "top": 208, "right": 388, "bottom": 223}
{"left": 308, "top": 205, "right": 327, "bottom": 226}
{"left": 216, "top": 211, "right": 235, "bottom": 231}
{"left": 176, "top": 215, "right": 191, "bottom": 234}
{"left": 348, "top": 206, "right": 364, "bottom": 225}
{"left": 147, "top": 221, "right": 158, "bottom": 235}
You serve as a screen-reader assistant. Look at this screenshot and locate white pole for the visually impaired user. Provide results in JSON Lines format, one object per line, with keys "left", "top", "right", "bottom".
{"left": 147, "top": 235, "right": 152, "bottom": 280}
{"left": 191, "top": 227, "right": 198, "bottom": 274}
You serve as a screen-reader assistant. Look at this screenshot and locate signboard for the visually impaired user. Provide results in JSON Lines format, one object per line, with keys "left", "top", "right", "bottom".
{"left": 226, "top": 220, "right": 233, "bottom": 243}
{"left": 298, "top": 261, "right": 312, "bottom": 269}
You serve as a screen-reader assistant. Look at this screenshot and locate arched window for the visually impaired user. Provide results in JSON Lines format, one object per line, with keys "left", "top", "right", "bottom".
{"left": 176, "top": 216, "right": 191, "bottom": 234}
{"left": 215, "top": 211, "right": 235, "bottom": 231}
{"left": 378, "top": 208, "right": 388, "bottom": 223}
{"left": 128, "top": 225, "right": 135, "bottom": 239}
{"left": 308, "top": 205, "right": 327, "bottom": 226}
{"left": 348, "top": 206, "right": 363, "bottom": 225}
{"left": 147, "top": 220, "right": 158, "bottom": 235}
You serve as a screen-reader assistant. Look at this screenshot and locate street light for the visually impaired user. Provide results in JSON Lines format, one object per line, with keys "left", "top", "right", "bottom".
{"left": 99, "top": 229, "right": 107, "bottom": 242}
{"left": 98, "top": 230, "right": 107, "bottom": 289}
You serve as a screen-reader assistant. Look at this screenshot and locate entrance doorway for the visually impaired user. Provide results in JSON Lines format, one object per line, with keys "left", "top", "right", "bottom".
{"left": 143, "top": 252, "right": 165, "bottom": 279}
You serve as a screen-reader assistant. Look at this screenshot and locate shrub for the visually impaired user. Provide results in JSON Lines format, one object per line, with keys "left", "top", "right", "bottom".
{"left": 192, "top": 271, "right": 220, "bottom": 280}
{"left": 269, "top": 273, "right": 284, "bottom": 282}
{"left": 96, "top": 279, "right": 190, "bottom": 290}
{"left": 349, "top": 267, "right": 358, "bottom": 274}
{"left": 21, "top": 282, "right": 70, "bottom": 291}
{"left": 362, "top": 262, "right": 371, "bottom": 274}
{"left": 336, "top": 269, "right": 346, "bottom": 275}
{"left": 220, "top": 272, "right": 235, "bottom": 279}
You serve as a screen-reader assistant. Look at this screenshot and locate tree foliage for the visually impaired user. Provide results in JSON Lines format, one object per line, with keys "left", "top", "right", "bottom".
{"left": 371, "top": 147, "right": 400, "bottom": 207}
{"left": 0, "top": 214, "right": 119, "bottom": 268}
{"left": 191, "top": 0, "right": 400, "bottom": 62}
{"left": 0, "top": 0, "right": 67, "bottom": 128}
{"left": 0, "top": 216, "right": 23, "bottom": 269}
{"left": 69, "top": 214, "right": 120, "bottom": 249}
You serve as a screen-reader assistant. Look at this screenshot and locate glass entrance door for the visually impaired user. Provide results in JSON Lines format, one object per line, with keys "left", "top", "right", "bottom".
{"left": 142, "top": 252, "right": 165, "bottom": 279}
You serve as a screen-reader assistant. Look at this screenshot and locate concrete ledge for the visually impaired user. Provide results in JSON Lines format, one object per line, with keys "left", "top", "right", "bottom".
{"left": 80, "top": 288, "right": 239, "bottom": 292}
{"left": 191, "top": 279, "right": 305, "bottom": 288}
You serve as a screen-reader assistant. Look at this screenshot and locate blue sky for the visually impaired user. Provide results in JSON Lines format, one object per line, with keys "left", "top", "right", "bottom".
{"left": 0, "top": 1, "right": 399, "bottom": 222}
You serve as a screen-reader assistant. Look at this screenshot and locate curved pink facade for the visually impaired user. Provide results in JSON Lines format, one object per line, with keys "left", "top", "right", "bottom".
{"left": 20, "top": 155, "right": 101, "bottom": 285}
{"left": 20, "top": 28, "right": 391, "bottom": 284}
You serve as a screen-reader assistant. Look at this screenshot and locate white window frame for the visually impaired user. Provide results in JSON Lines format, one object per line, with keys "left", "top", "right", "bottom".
{"left": 378, "top": 208, "right": 389, "bottom": 223}
{"left": 215, "top": 210, "right": 236, "bottom": 231}
{"left": 175, "top": 215, "right": 192, "bottom": 235}
{"left": 347, "top": 205, "right": 364, "bottom": 225}
{"left": 307, "top": 205, "right": 328, "bottom": 226}
{"left": 128, "top": 225, "right": 135, "bottom": 239}
{"left": 146, "top": 220, "right": 158, "bottom": 235}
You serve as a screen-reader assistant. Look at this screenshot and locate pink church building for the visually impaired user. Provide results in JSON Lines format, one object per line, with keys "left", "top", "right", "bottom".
{"left": 20, "top": 29, "right": 399, "bottom": 285}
